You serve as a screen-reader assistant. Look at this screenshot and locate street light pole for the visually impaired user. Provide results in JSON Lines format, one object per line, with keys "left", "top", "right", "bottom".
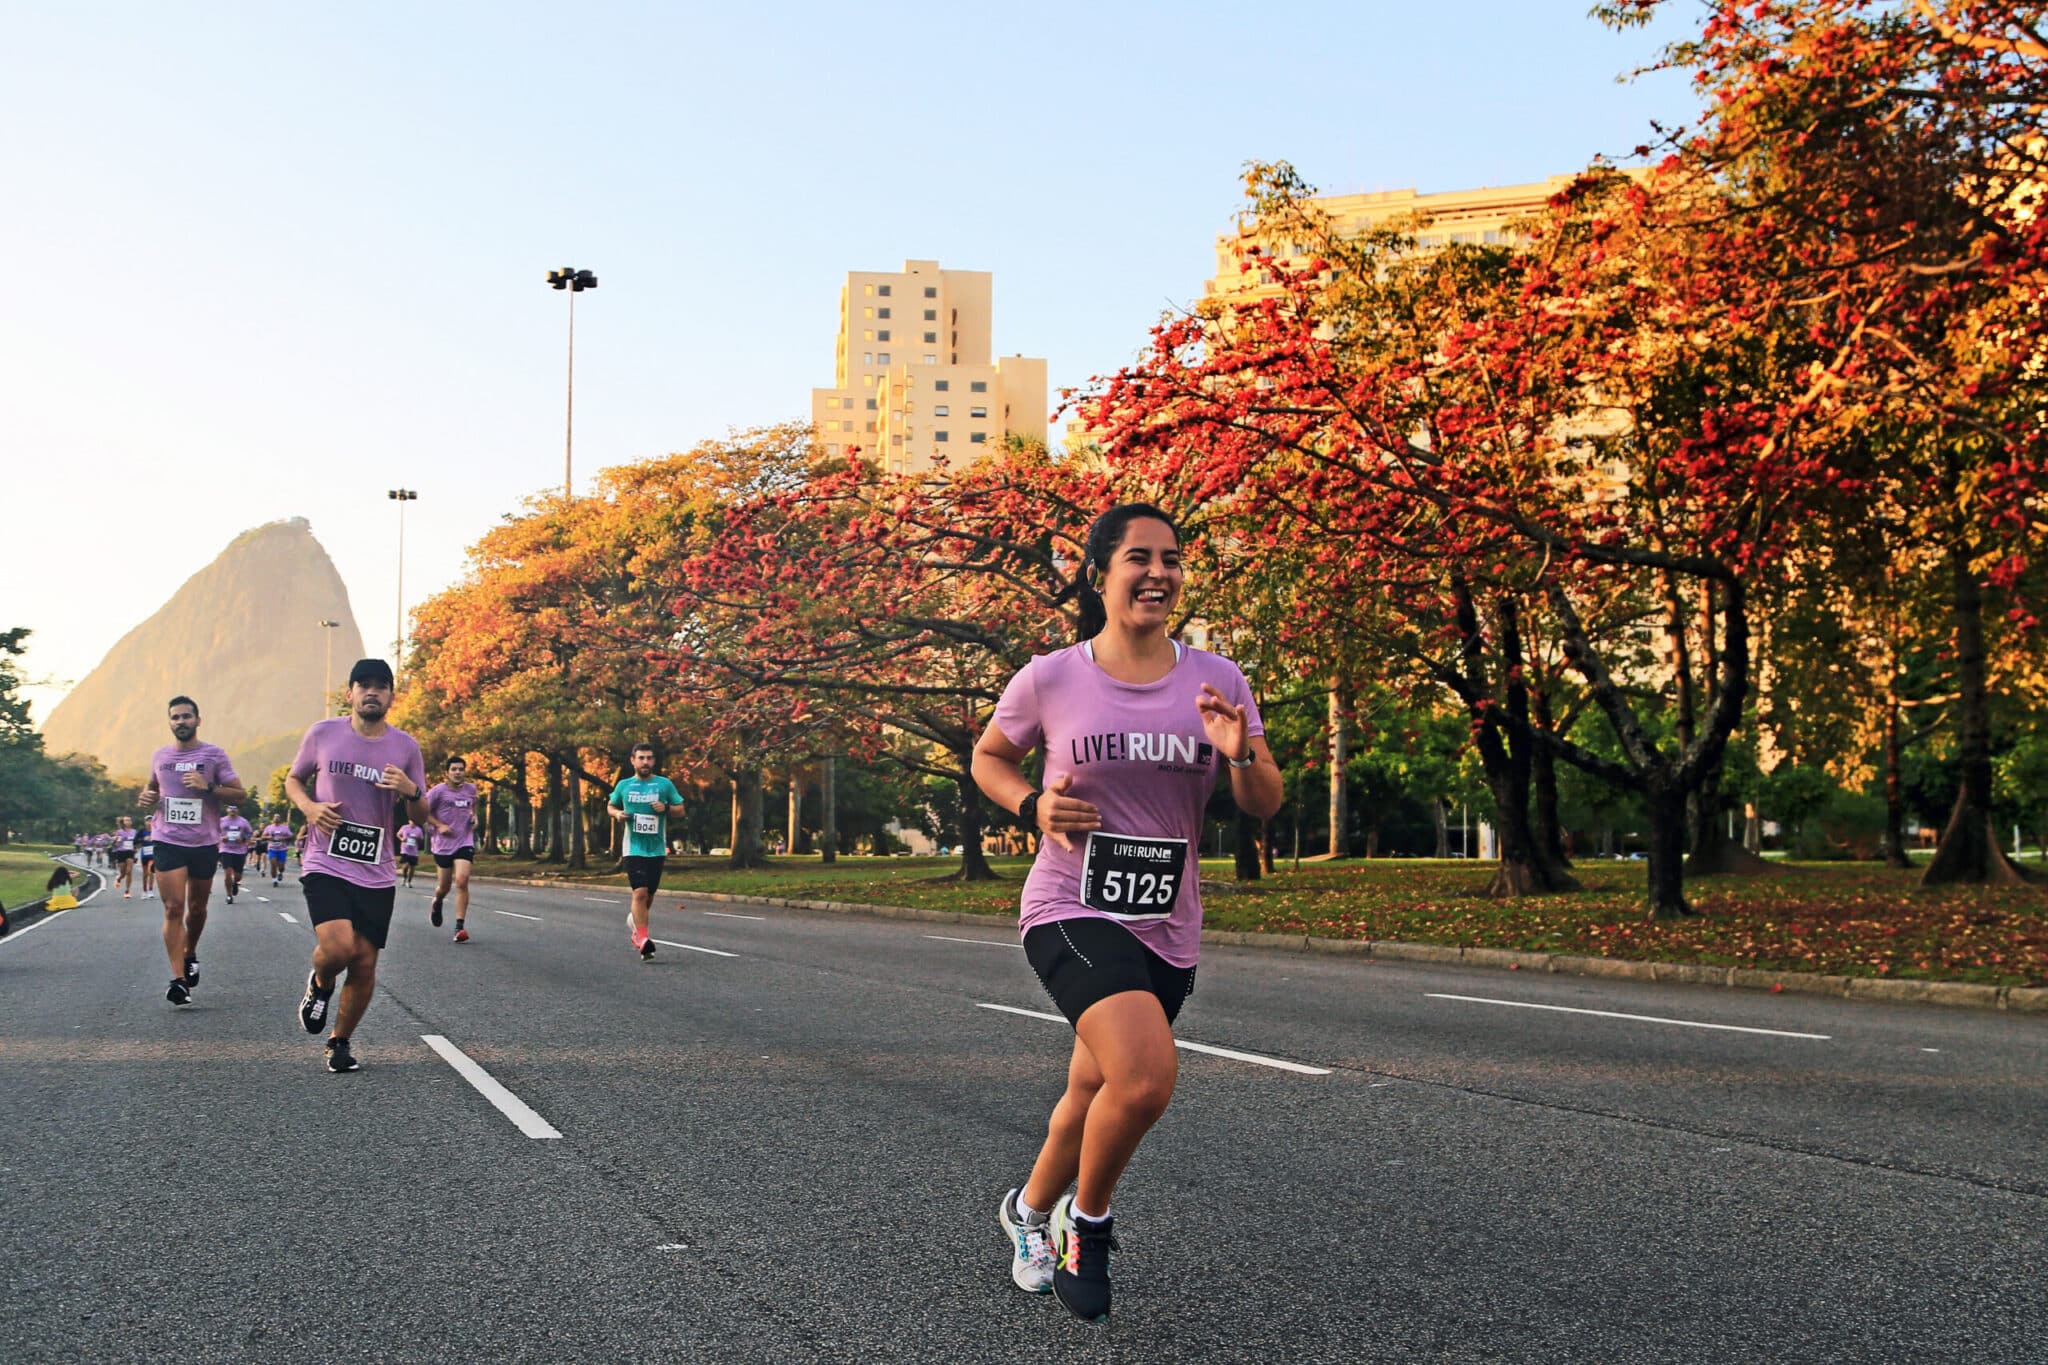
{"left": 318, "top": 619, "right": 340, "bottom": 721}
{"left": 387, "top": 489, "right": 418, "bottom": 665}
{"left": 545, "top": 267, "right": 598, "bottom": 497}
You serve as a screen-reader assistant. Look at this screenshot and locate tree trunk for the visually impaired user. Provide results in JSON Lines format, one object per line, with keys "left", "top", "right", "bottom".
{"left": 1262, "top": 815, "right": 1276, "bottom": 875}
{"left": 1881, "top": 687, "right": 1913, "bottom": 869}
{"left": 542, "top": 761, "right": 564, "bottom": 863}
{"left": 1530, "top": 688, "right": 1571, "bottom": 868}
{"left": 952, "top": 760, "right": 999, "bottom": 881}
{"left": 1645, "top": 786, "right": 1693, "bottom": 919}
{"left": 566, "top": 765, "right": 586, "bottom": 870}
{"left": 1686, "top": 776, "right": 1772, "bottom": 875}
{"left": 788, "top": 774, "right": 809, "bottom": 855}
{"left": 1327, "top": 684, "right": 1348, "bottom": 857}
{"left": 820, "top": 756, "right": 838, "bottom": 864}
{"left": 1478, "top": 595, "right": 1579, "bottom": 896}
{"left": 729, "top": 768, "right": 768, "bottom": 870}
{"left": 512, "top": 763, "right": 533, "bottom": 858}
{"left": 1233, "top": 810, "right": 1263, "bottom": 881}
{"left": 1743, "top": 802, "right": 1762, "bottom": 855}
{"left": 1433, "top": 798, "right": 1451, "bottom": 859}
{"left": 1922, "top": 549, "right": 2031, "bottom": 885}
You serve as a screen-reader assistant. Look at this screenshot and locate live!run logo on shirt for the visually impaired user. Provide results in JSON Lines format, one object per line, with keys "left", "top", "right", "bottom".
{"left": 1069, "top": 730, "right": 1213, "bottom": 775}
{"left": 325, "top": 760, "right": 387, "bottom": 783}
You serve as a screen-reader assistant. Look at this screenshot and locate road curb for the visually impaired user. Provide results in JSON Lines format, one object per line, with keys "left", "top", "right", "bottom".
{"left": 474, "top": 874, "right": 2044, "bottom": 1014}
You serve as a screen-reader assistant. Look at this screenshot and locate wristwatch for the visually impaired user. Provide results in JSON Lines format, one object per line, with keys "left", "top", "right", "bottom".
{"left": 1228, "top": 750, "right": 1256, "bottom": 769}
{"left": 1017, "top": 790, "right": 1041, "bottom": 827}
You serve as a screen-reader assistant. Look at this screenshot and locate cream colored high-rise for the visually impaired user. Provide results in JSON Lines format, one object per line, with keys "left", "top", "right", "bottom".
{"left": 811, "top": 260, "right": 1046, "bottom": 476}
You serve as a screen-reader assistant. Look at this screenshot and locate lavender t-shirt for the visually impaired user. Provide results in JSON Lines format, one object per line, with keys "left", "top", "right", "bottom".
{"left": 217, "top": 815, "right": 254, "bottom": 852}
{"left": 425, "top": 782, "right": 479, "bottom": 855}
{"left": 990, "top": 642, "right": 1264, "bottom": 968}
{"left": 148, "top": 742, "right": 242, "bottom": 848}
{"left": 289, "top": 718, "right": 427, "bottom": 890}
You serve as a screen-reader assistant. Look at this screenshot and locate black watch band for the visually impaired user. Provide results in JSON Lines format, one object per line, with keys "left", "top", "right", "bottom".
{"left": 1017, "top": 790, "right": 1040, "bottom": 827}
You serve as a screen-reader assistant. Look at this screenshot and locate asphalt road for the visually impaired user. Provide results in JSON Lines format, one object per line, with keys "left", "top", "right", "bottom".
{"left": 3, "top": 855, "right": 2044, "bottom": 1363}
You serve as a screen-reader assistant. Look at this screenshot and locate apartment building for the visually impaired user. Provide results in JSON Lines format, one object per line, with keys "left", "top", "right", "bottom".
{"left": 810, "top": 259, "right": 1047, "bottom": 476}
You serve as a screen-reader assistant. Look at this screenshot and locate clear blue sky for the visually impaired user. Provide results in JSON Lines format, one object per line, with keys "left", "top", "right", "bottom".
{"left": 3, "top": 0, "right": 1701, "bottom": 726}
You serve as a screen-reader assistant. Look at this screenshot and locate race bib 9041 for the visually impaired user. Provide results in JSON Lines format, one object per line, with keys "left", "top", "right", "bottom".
{"left": 1079, "top": 833, "right": 1187, "bottom": 922}
{"left": 632, "top": 813, "right": 660, "bottom": 836}
{"left": 163, "top": 797, "right": 203, "bottom": 826}
{"left": 329, "top": 821, "right": 385, "bottom": 866}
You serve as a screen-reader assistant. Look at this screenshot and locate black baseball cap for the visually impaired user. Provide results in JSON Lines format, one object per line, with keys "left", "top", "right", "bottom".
{"left": 348, "top": 658, "right": 395, "bottom": 687}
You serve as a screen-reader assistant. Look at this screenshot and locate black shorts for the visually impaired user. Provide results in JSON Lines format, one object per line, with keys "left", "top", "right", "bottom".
{"left": 219, "top": 851, "right": 247, "bottom": 872}
{"left": 433, "top": 847, "right": 475, "bottom": 869}
{"left": 623, "top": 855, "right": 666, "bottom": 892}
{"left": 139, "top": 852, "right": 155, "bottom": 866}
{"left": 152, "top": 842, "right": 219, "bottom": 880}
{"left": 302, "top": 873, "right": 397, "bottom": 951}
{"left": 399, "top": 853, "right": 418, "bottom": 867}
{"left": 113, "top": 849, "right": 134, "bottom": 864}
{"left": 1024, "top": 916, "right": 1196, "bottom": 1028}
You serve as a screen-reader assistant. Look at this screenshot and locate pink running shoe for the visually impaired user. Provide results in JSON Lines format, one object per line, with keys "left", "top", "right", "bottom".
{"left": 629, "top": 914, "right": 649, "bottom": 952}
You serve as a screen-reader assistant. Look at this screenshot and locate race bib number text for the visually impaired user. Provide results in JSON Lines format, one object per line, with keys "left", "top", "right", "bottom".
{"left": 329, "top": 821, "right": 385, "bottom": 866}
{"left": 1080, "top": 833, "right": 1187, "bottom": 921}
{"left": 163, "top": 797, "right": 203, "bottom": 826}
{"left": 632, "top": 813, "right": 660, "bottom": 836}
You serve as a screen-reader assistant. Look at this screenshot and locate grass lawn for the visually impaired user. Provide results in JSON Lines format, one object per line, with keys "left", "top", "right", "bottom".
{"left": 0, "top": 845, "right": 68, "bottom": 907}
{"left": 474, "top": 851, "right": 2048, "bottom": 988}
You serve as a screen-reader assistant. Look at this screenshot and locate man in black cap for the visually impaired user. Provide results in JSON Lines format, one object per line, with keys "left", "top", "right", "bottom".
{"left": 284, "top": 660, "right": 428, "bottom": 1073}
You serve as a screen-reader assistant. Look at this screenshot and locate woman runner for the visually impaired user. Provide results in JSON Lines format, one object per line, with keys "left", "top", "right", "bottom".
{"left": 972, "top": 503, "right": 1282, "bottom": 1322}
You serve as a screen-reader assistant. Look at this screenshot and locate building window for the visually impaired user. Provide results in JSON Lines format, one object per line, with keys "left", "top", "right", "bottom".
{"left": 865, "top": 397, "right": 877, "bottom": 410}
{"left": 923, "top": 355, "right": 935, "bottom": 364}
{"left": 878, "top": 330, "right": 890, "bottom": 341}
{"left": 840, "top": 420, "right": 853, "bottom": 432}
{"left": 878, "top": 284, "right": 892, "bottom": 296}
{"left": 878, "top": 307, "right": 891, "bottom": 319}
{"left": 970, "top": 381, "right": 988, "bottom": 393}
{"left": 877, "top": 352, "right": 890, "bottom": 363}
{"left": 934, "top": 380, "right": 949, "bottom": 392}
{"left": 923, "top": 309, "right": 936, "bottom": 321}
{"left": 970, "top": 406, "right": 986, "bottom": 418}
{"left": 863, "top": 284, "right": 874, "bottom": 296}
{"left": 970, "top": 432, "right": 987, "bottom": 444}
{"left": 863, "top": 307, "right": 874, "bottom": 319}
{"left": 862, "top": 352, "right": 872, "bottom": 364}
{"left": 866, "top": 421, "right": 876, "bottom": 432}
{"left": 863, "top": 330, "right": 874, "bottom": 342}
{"left": 934, "top": 405, "right": 949, "bottom": 417}
{"left": 863, "top": 374, "right": 874, "bottom": 386}
{"left": 935, "top": 430, "right": 949, "bottom": 442}
{"left": 923, "top": 286, "right": 936, "bottom": 298}
{"left": 923, "top": 332, "right": 936, "bottom": 343}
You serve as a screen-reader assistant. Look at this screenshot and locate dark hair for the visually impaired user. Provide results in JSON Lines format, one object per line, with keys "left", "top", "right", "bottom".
{"left": 444, "top": 755, "right": 466, "bottom": 769}
{"left": 167, "top": 695, "right": 198, "bottom": 715}
{"left": 631, "top": 743, "right": 656, "bottom": 757}
{"left": 46, "top": 869, "right": 73, "bottom": 892}
{"left": 1066, "top": 503, "right": 1180, "bottom": 643}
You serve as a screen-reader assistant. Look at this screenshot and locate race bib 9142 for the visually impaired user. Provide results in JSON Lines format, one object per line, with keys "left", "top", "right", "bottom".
{"left": 163, "top": 797, "right": 203, "bottom": 826}
{"left": 1079, "top": 833, "right": 1187, "bottom": 922}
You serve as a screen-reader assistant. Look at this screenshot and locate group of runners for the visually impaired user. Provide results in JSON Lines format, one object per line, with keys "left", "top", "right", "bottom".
{"left": 71, "top": 503, "right": 1272, "bottom": 1323}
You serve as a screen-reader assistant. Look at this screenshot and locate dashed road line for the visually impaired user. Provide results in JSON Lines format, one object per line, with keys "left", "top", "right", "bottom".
{"left": 652, "top": 939, "right": 739, "bottom": 959}
{"left": 1424, "top": 993, "right": 1832, "bottom": 1040}
{"left": 702, "top": 910, "right": 765, "bottom": 921}
{"left": 421, "top": 1035, "right": 562, "bottom": 1139}
{"left": 279, "top": 912, "right": 299, "bottom": 924}
{"left": 925, "top": 934, "right": 1020, "bottom": 949}
{"left": 493, "top": 910, "right": 543, "bottom": 922}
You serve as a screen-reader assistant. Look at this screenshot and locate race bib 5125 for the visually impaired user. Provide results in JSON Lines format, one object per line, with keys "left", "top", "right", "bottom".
{"left": 1079, "top": 833, "right": 1187, "bottom": 922}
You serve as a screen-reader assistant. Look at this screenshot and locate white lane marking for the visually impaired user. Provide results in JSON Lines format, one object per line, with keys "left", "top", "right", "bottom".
{"left": 1921, "top": 1048, "right": 1942, "bottom": 1053}
{"left": 256, "top": 895, "right": 272, "bottom": 903}
{"left": 652, "top": 939, "right": 739, "bottom": 958}
{"left": 925, "top": 934, "right": 1021, "bottom": 949}
{"left": 1425, "top": 994, "right": 1832, "bottom": 1040}
{"left": 582, "top": 897, "right": 615, "bottom": 903}
{"left": 280, "top": 912, "right": 299, "bottom": 924}
{"left": 655, "top": 1243, "right": 690, "bottom": 1251}
{"left": 974, "top": 1003, "right": 1332, "bottom": 1076}
{"left": 421, "top": 1035, "right": 562, "bottom": 1139}
{"left": 494, "top": 910, "right": 543, "bottom": 922}
{"left": 702, "top": 910, "right": 765, "bottom": 921}
{"left": 0, "top": 913, "right": 66, "bottom": 950}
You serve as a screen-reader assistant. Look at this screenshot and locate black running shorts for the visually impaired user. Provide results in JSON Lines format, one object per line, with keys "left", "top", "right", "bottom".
{"left": 152, "top": 842, "right": 219, "bottom": 880}
{"left": 112, "top": 849, "right": 134, "bottom": 864}
{"left": 1023, "top": 916, "right": 1196, "bottom": 1028}
{"left": 219, "top": 851, "right": 247, "bottom": 873}
{"left": 433, "top": 847, "right": 475, "bottom": 869}
{"left": 623, "top": 855, "right": 665, "bottom": 892}
{"left": 302, "top": 873, "right": 397, "bottom": 950}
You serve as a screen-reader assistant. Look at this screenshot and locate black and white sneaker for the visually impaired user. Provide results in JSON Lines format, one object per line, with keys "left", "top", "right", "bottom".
{"left": 298, "top": 969, "right": 334, "bottom": 1033}
{"left": 324, "top": 1037, "right": 360, "bottom": 1073}
{"left": 1050, "top": 1194, "right": 1117, "bottom": 1322}
{"left": 166, "top": 978, "right": 191, "bottom": 1006}
{"left": 183, "top": 957, "right": 199, "bottom": 988}
{"left": 430, "top": 896, "right": 444, "bottom": 927}
{"left": 999, "top": 1188, "right": 1055, "bottom": 1294}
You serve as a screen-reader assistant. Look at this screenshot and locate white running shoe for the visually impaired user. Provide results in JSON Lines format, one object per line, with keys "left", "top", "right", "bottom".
{"left": 999, "top": 1188, "right": 1055, "bottom": 1294}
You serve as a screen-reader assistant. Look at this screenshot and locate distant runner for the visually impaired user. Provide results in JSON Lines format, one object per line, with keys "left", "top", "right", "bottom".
{"left": 607, "top": 744, "right": 682, "bottom": 961}
{"left": 424, "top": 756, "right": 479, "bottom": 943}
{"left": 289, "top": 659, "right": 427, "bottom": 1074}
{"left": 111, "top": 816, "right": 138, "bottom": 898}
{"left": 396, "top": 818, "right": 424, "bottom": 888}
{"left": 262, "top": 815, "right": 294, "bottom": 884}
{"left": 138, "top": 825, "right": 157, "bottom": 898}
{"left": 217, "top": 806, "right": 255, "bottom": 904}
{"left": 138, "top": 695, "right": 246, "bottom": 1006}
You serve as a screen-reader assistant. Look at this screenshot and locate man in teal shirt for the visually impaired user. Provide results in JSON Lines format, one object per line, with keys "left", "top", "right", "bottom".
{"left": 608, "top": 743, "right": 684, "bottom": 960}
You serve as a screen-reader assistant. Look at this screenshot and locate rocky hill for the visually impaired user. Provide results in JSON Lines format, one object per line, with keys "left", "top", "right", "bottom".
{"left": 42, "top": 519, "right": 365, "bottom": 788}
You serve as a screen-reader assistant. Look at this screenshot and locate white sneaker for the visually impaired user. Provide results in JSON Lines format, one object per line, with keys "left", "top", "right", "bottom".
{"left": 999, "top": 1188, "right": 1055, "bottom": 1294}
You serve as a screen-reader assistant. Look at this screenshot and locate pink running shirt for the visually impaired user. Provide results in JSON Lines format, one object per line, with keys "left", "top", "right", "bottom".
{"left": 989, "top": 642, "right": 1263, "bottom": 968}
